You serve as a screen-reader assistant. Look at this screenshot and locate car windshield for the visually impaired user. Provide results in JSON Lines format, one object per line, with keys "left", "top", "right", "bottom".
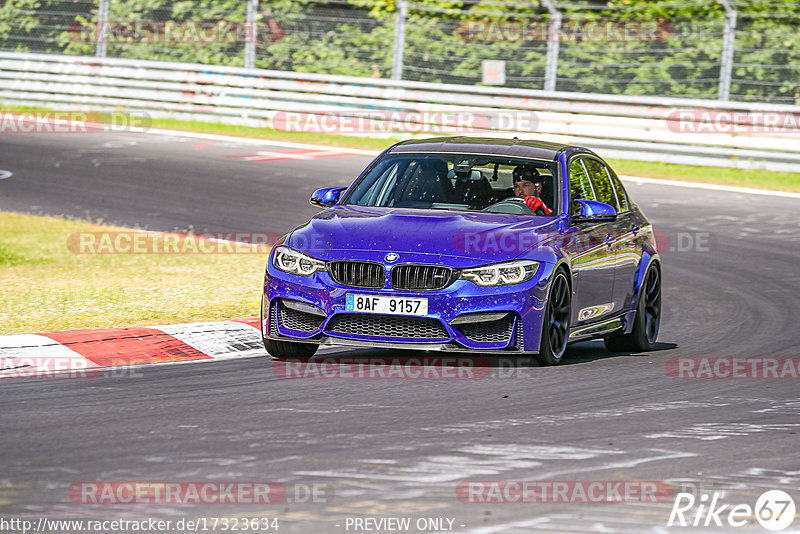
{"left": 343, "top": 154, "right": 558, "bottom": 215}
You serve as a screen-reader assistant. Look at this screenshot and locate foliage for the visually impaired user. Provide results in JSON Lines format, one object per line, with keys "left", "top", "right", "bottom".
{"left": 0, "top": 0, "right": 797, "bottom": 102}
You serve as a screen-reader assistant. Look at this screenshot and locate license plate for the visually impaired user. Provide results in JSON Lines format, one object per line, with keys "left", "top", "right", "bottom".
{"left": 345, "top": 294, "right": 428, "bottom": 316}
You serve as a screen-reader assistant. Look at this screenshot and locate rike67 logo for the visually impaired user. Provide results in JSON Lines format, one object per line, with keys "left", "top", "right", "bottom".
{"left": 668, "top": 490, "right": 795, "bottom": 531}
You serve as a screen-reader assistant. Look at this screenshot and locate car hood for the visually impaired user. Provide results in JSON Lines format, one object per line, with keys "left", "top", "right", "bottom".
{"left": 287, "top": 205, "right": 560, "bottom": 264}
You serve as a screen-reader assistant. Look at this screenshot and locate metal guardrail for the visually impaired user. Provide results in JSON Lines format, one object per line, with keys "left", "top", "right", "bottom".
{"left": 1, "top": 52, "right": 799, "bottom": 172}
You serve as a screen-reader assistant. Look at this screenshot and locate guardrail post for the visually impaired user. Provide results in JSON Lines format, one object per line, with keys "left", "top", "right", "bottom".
{"left": 245, "top": 0, "right": 259, "bottom": 69}
{"left": 96, "top": 0, "right": 109, "bottom": 58}
{"left": 717, "top": 0, "right": 737, "bottom": 101}
{"left": 391, "top": 0, "right": 408, "bottom": 80}
{"left": 541, "top": 0, "right": 561, "bottom": 92}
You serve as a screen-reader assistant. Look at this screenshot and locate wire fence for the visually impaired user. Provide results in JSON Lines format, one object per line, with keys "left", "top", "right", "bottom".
{"left": 0, "top": 0, "right": 798, "bottom": 104}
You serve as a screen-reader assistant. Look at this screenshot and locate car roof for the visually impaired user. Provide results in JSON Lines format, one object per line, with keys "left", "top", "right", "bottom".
{"left": 387, "top": 137, "right": 593, "bottom": 161}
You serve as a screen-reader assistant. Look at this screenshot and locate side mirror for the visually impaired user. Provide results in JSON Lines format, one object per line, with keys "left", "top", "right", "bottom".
{"left": 310, "top": 186, "right": 347, "bottom": 208}
{"left": 573, "top": 200, "right": 617, "bottom": 223}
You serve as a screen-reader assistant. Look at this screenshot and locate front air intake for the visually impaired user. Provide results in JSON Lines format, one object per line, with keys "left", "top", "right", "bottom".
{"left": 327, "top": 314, "right": 449, "bottom": 340}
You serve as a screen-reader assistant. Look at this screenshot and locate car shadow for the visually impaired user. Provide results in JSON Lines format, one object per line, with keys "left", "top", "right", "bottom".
{"left": 559, "top": 340, "right": 679, "bottom": 366}
{"left": 289, "top": 341, "right": 678, "bottom": 370}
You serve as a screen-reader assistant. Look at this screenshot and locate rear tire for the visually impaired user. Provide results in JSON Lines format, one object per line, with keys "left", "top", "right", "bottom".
{"left": 263, "top": 338, "right": 318, "bottom": 360}
{"left": 536, "top": 270, "right": 571, "bottom": 366}
{"left": 605, "top": 263, "right": 661, "bottom": 353}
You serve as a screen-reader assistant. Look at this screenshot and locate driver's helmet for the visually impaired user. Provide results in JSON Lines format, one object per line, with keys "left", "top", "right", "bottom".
{"left": 512, "top": 165, "right": 540, "bottom": 184}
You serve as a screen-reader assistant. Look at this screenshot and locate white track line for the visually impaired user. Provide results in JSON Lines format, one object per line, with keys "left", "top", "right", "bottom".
{"left": 147, "top": 127, "right": 379, "bottom": 155}
{"left": 619, "top": 175, "right": 800, "bottom": 200}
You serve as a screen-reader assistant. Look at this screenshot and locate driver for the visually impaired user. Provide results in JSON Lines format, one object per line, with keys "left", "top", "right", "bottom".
{"left": 512, "top": 165, "right": 552, "bottom": 215}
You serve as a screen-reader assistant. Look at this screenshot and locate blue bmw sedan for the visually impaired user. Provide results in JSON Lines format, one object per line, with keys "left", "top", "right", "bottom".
{"left": 261, "top": 137, "right": 661, "bottom": 365}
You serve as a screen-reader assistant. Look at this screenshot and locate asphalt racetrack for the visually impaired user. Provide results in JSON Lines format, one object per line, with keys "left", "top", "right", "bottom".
{"left": 1, "top": 130, "right": 799, "bottom": 533}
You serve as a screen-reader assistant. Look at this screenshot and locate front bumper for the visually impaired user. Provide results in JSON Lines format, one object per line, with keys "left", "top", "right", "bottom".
{"left": 263, "top": 253, "right": 554, "bottom": 353}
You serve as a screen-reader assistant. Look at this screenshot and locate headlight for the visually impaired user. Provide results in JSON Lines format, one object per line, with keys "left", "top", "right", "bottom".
{"left": 461, "top": 260, "right": 539, "bottom": 287}
{"left": 272, "top": 246, "right": 326, "bottom": 276}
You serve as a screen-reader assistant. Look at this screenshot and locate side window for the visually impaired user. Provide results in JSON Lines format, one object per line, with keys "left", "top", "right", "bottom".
{"left": 350, "top": 159, "right": 399, "bottom": 206}
{"left": 569, "top": 158, "right": 594, "bottom": 216}
{"left": 357, "top": 162, "right": 397, "bottom": 206}
{"left": 582, "top": 158, "right": 618, "bottom": 210}
{"left": 605, "top": 167, "right": 629, "bottom": 213}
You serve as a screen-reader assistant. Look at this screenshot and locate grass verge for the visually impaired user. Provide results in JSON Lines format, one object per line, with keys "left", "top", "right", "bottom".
{"left": 0, "top": 212, "right": 265, "bottom": 335}
{"left": 608, "top": 158, "right": 800, "bottom": 193}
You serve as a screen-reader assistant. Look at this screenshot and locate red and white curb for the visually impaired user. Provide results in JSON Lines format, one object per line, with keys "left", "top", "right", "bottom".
{"left": 0, "top": 318, "right": 264, "bottom": 378}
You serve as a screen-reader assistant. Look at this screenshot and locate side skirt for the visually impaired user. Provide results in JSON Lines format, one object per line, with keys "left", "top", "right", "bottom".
{"left": 568, "top": 314, "right": 628, "bottom": 342}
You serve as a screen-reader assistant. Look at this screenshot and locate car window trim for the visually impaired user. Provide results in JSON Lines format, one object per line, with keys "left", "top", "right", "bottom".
{"left": 569, "top": 153, "right": 628, "bottom": 214}
{"left": 568, "top": 158, "right": 590, "bottom": 202}
{"left": 601, "top": 165, "right": 622, "bottom": 213}
{"left": 604, "top": 165, "right": 631, "bottom": 214}
{"left": 376, "top": 163, "right": 399, "bottom": 206}
{"left": 578, "top": 159, "right": 598, "bottom": 201}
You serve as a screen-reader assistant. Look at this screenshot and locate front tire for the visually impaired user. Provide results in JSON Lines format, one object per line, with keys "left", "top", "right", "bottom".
{"left": 605, "top": 263, "right": 661, "bottom": 353}
{"left": 536, "top": 270, "right": 571, "bottom": 366}
{"left": 261, "top": 294, "right": 319, "bottom": 360}
{"left": 263, "top": 338, "right": 318, "bottom": 360}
